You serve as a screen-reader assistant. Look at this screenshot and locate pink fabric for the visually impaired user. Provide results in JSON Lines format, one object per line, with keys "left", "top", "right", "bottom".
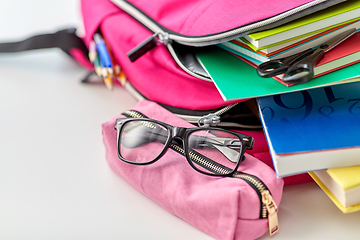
{"left": 82, "top": 0, "right": 314, "bottom": 37}
{"left": 80, "top": 0, "right": 314, "bottom": 110}
{"left": 102, "top": 100, "right": 284, "bottom": 240}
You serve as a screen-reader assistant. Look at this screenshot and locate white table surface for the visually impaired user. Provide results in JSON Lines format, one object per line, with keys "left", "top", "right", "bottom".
{"left": 1, "top": 1, "right": 360, "bottom": 239}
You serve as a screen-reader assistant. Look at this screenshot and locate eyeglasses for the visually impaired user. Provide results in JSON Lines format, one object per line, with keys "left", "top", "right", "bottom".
{"left": 114, "top": 118, "right": 254, "bottom": 176}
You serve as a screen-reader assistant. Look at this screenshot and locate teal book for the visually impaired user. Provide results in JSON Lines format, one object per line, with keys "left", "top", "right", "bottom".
{"left": 257, "top": 82, "right": 360, "bottom": 177}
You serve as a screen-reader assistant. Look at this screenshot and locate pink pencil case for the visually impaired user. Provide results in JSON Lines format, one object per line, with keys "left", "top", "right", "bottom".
{"left": 102, "top": 100, "right": 284, "bottom": 239}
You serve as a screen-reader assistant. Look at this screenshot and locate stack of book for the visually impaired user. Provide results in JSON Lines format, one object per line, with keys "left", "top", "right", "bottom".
{"left": 195, "top": 0, "right": 360, "bottom": 213}
{"left": 217, "top": 0, "right": 360, "bottom": 86}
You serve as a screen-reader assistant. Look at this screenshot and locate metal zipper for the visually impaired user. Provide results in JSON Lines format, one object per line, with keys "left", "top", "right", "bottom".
{"left": 110, "top": 0, "right": 330, "bottom": 48}
{"left": 179, "top": 103, "right": 238, "bottom": 125}
{"left": 233, "top": 173, "right": 279, "bottom": 235}
{"left": 170, "top": 143, "right": 232, "bottom": 175}
{"left": 122, "top": 110, "right": 146, "bottom": 119}
{"left": 121, "top": 109, "right": 279, "bottom": 235}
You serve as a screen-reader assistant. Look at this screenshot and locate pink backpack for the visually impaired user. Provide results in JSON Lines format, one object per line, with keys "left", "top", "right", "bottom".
{"left": 80, "top": 0, "right": 342, "bottom": 185}
{"left": 81, "top": 0, "right": 342, "bottom": 110}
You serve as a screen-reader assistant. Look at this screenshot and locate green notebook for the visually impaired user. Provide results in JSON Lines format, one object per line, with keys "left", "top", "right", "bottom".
{"left": 196, "top": 47, "right": 360, "bottom": 101}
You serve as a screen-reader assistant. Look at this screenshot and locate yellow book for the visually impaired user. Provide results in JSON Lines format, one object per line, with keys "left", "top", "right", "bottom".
{"left": 309, "top": 166, "right": 360, "bottom": 213}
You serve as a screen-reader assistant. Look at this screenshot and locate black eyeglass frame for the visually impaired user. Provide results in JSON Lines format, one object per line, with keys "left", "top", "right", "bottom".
{"left": 114, "top": 118, "right": 255, "bottom": 177}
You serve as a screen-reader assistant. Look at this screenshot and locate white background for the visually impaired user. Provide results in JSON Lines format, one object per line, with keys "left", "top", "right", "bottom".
{"left": 0, "top": 1, "right": 359, "bottom": 239}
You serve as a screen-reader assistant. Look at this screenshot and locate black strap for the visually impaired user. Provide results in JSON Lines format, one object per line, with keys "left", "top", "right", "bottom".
{"left": 0, "top": 28, "right": 88, "bottom": 59}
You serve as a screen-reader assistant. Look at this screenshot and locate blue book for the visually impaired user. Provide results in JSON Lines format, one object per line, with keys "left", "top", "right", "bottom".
{"left": 257, "top": 82, "right": 360, "bottom": 177}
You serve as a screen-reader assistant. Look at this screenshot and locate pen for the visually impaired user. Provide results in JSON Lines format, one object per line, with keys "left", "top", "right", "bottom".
{"left": 93, "top": 33, "right": 113, "bottom": 69}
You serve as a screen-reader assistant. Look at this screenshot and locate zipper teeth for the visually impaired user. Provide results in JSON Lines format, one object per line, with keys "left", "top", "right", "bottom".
{"left": 111, "top": 0, "right": 328, "bottom": 45}
{"left": 213, "top": 103, "right": 238, "bottom": 116}
{"left": 170, "top": 144, "right": 231, "bottom": 175}
{"left": 123, "top": 110, "right": 145, "bottom": 118}
{"left": 232, "top": 172, "right": 268, "bottom": 218}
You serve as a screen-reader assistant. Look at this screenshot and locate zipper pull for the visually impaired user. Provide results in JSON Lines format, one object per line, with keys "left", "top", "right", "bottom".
{"left": 261, "top": 190, "right": 279, "bottom": 236}
{"left": 127, "top": 32, "right": 170, "bottom": 62}
{"left": 197, "top": 113, "right": 221, "bottom": 127}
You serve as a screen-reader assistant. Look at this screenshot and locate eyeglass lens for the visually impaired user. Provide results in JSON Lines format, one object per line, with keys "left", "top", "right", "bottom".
{"left": 118, "top": 119, "right": 243, "bottom": 175}
{"left": 187, "top": 129, "right": 242, "bottom": 175}
{"left": 119, "top": 120, "right": 169, "bottom": 163}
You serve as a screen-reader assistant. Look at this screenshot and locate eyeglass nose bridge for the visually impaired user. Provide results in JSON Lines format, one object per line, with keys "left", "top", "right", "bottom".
{"left": 171, "top": 126, "right": 187, "bottom": 140}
